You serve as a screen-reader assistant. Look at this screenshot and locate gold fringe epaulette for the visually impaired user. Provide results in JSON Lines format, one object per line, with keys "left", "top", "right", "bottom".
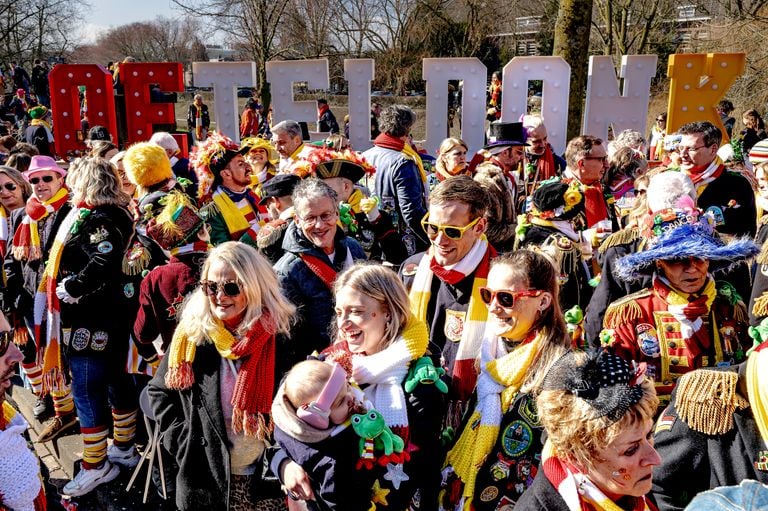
{"left": 598, "top": 226, "right": 641, "bottom": 255}
{"left": 757, "top": 238, "right": 768, "bottom": 265}
{"left": 674, "top": 369, "right": 748, "bottom": 435}
{"left": 753, "top": 291, "right": 768, "bottom": 319}
{"left": 602, "top": 289, "right": 650, "bottom": 328}
{"left": 122, "top": 241, "right": 152, "bottom": 276}
{"left": 256, "top": 219, "right": 288, "bottom": 249}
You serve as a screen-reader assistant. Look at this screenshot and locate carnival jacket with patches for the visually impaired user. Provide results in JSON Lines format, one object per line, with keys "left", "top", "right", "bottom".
{"left": 58, "top": 204, "right": 134, "bottom": 354}
{"left": 651, "top": 364, "right": 768, "bottom": 511}
{"left": 603, "top": 279, "right": 749, "bottom": 404}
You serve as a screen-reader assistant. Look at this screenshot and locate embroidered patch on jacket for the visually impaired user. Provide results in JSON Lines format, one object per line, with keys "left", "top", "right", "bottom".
{"left": 91, "top": 331, "right": 108, "bottom": 351}
{"left": 89, "top": 226, "right": 109, "bottom": 244}
{"left": 636, "top": 323, "right": 660, "bottom": 358}
{"left": 444, "top": 309, "right": 466, "bottom": 343}
{"left": 71, "top": 328, "right": 90, "bottom": 351}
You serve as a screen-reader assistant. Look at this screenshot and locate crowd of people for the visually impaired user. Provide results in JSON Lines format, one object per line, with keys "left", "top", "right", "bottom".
{"left": 1, "top": 64, "right": 768, "bottom": 511}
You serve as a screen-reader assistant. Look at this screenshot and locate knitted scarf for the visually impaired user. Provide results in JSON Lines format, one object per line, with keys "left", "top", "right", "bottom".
{"left": 687, "top": 157, "right": 724, "bottom": 192}
{"left": 350, "top": 316, "right": 429, "bottom": 441}
{"left": 747, "top": 341, "right": 768, "bottom": 449}
{"left": 166, "top": 314, "right": 277, "bottom": 439}
{"left": 540, "top": 440, "right": 655, "bottom": 511}
{"left": 0, "top": 402, "right": 46, "bottom": 511}
{"left": 0, "top": 204, "right": 9, "bottom": 259}
{"left": 374, "top": 133, "right": 428, "bottom": 185}
{"left": 193, "top": 104, "right": 204, "bottom": 140}
{"left": 653, "top": 275, "right": 716, "bottom": 359}
{"left": 409, "top": 236, "right": 496, "bottom": 400}
{"left": 32, "top": 205, "right": 82, "bottom": 393}
{"left": 317, "top": 103, "right": 330, "bottom": 119}
{"left": 444, "top": 331, "right": 546, "bottom": 508}
{"left": 300, "top": 247, "right": 353, "bottom": 290}
{"left": 212, "top": 187, "right": 261, "bottom": 241}
{"left": 12, "top": 187, "right": 69, "bottom": 261}
{"left": 170, "top": 240, "right": 211, "bottom": 258}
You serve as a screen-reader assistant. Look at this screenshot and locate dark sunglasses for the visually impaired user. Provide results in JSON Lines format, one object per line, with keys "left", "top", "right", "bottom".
{"left": 201, "top": 279, "right": 242, "bottom": 297}
{"left": 479, "top": 288, "right": 542, "bottom": 308}
{"left": 29, "top": 175, "right": 55, "bottom": 185}
{"left": 583, "top": 156, "right": 608, "bottom": 162}
{"left": 1, "top": 183, "right": 17, "bottom": 191}
{"left": 0, "top": 329, "right": 13, "bottom": 357}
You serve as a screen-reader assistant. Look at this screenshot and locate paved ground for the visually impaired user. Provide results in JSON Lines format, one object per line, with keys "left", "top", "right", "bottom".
{"left": 7, "top": 380, "right": 176, "bottom": 511}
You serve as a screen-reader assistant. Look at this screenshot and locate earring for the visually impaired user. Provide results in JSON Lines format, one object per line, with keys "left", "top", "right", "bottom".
{"left": 612, "top": 471, "right": 620, "bottom": 478}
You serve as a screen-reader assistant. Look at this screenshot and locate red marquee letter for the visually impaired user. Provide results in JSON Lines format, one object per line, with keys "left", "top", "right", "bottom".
{"left": 121, "top": 62, "right": 184, "bottom": 145}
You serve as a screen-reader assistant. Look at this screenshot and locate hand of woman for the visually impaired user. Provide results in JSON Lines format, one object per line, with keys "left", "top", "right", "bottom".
{"left": 281, "top": 460, "right": 315, "bottom": 501}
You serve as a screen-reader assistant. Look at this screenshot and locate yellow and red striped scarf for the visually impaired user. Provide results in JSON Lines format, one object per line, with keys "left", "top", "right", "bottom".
{"left": 11, "top": 187, "right": 69, "bottom": 261}
{"left": 408, "top": 236, "right": 495, "bottom": 400}
{"left": 212, "top": 187, "right": 262, "bottom": 241}
{"left": 32, "top": 205, "right": 81, "bottom": 393}
{"left": 443, "top": 331, "right": 545, "bottom": 508}
{"left": 540, "top": 440, "right": 655, "bottom": 511}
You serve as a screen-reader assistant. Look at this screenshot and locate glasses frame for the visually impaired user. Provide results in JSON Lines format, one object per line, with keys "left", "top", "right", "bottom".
{"left": 299, "top": 210, "right": 338, "bottom": 227}
{"left": 582, "top": 155, "right": 608, "bottom": 163}
{"left": 0, "top": 329, "right": 13, "bottom": 357}
{"left": 201, "top": 279, "right": 243, "bottom": 298}
{"left": 675, "top": 144, "right": 711, "bottom": 154}
{"left": 421, "top": 213, "right": 481, "bottom": 240}
{"left": 479, "top": 288, "right": 543, "bottom": 308}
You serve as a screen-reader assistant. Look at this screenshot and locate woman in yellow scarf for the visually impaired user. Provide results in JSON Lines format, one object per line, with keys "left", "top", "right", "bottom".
{"left": 440, "top": 250, "right": 571, "bottom": 510}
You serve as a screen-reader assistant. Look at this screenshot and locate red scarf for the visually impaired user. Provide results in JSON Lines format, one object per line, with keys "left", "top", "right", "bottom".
{"left": 300, "top": 253, "right": 338, "bottom": 289}
{"left": 12, "top": 190, "right": 69, "bottom": 261}
{"left": 583, "top": 184, "right": 610, "bottom": 228}
{"left": 653, "top": 277, "right": 714, "bottom": 360}
{"left": 374, "top": 132, "right": 407, "bottom": 152}
{"left": 429, "top": 244, "right": 496, "bottom": 286}
{"left": 687, "top": 162, "right": 724, "bottom": 186}
{"left": 535, "top": 145, "right": 557, "bottom": 181}
{"left": 317, "top": 103, "right": 330, "bottom": 118}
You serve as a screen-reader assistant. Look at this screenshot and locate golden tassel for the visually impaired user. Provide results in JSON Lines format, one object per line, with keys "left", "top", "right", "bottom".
{"left": 675, "top": 370, "right": 748, "bottom": 436}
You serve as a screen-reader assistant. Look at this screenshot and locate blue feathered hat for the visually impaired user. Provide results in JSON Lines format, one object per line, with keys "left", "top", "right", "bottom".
{"left": 615, "top": 223, "right": 759, "bottom": 282}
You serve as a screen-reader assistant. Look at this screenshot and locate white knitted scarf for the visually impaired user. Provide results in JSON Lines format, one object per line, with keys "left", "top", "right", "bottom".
{"left": 0, "top": 406, "right": 42, "bottom": 511}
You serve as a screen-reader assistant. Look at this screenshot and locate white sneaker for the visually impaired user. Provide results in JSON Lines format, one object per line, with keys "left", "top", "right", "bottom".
{"left": 63, "top": 461, "right": 121, "bottom": 497}
{"left": 107, "top": 444, "right": 140, "bottom": 469}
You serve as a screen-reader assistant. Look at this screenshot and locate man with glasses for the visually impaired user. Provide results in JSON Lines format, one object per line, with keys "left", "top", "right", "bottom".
{"left": 0, "top": 313, "right": 47, "bottom": 511}
{"left": 677, "top": 121, "right": 756, "bottom": 238}
{"left": 274, "top": 178, "right": 366, "bottom": 372}
{"left": 401, "top": 176, "right": 494, "bottom": 403}
{"left": 4, "top": 155, "right": 77, "bottom": 440}
{"left": 523, "top": 114, "right": 566, "bottom": 181}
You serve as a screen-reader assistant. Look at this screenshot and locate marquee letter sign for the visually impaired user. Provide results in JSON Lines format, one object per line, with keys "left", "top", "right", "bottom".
{"left": 666, "top": 53, "right": 746, "bottom": 140}
{"left": 49, "top": 64, "right": 115, "bottom": 155}
{"left": 192, "top": 61, "right": 257, "bottom": 142}
{"left": 344, "top": 59, "right": 375, "bottom": 151}
{"left": 121, "top": 62, "right": 184, "bottom": 145}
{"left": 422, "top": 58, "right": 487, "bottom": 155}
{"left": 267, "top": 59, "right": 330, "bottom": 138}
{"left": 583, "top": 55, "right": 657, "bottom": 141}
{"left": 501, "top": 57, "right": 570, "bottom": 154}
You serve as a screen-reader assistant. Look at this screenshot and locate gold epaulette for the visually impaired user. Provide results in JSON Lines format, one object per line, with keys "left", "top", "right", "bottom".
{"left": 753, "top": 291, "right": 768, "bottom": 319}
{"left": 598, "top": 226, "right": 641, "bottom": 255}
{"left": 757, "top": 238, "right": 768, "bottom": 265}
{"left": 674, "top": 369, "right": 748, "bottom": 435}
{"left": 122, "top": 241, "right": 151, "bottom": 276}
{"left": 256, "top": 219, "right": 288, "bottom": 249}
{"left": 602, "top": 288, "right": 650, "bottom": 328}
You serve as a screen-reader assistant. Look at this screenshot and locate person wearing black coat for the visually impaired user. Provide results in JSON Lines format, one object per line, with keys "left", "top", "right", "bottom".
{"left": 651, "top": 357, "right": 768, "bottom": 511}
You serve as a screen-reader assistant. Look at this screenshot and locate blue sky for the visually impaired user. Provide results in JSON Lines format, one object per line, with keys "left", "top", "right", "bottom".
{"left": 83, "top": 0, "right": 180, "bottom": 40}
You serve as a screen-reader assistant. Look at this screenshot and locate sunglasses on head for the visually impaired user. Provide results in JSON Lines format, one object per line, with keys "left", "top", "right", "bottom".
{"left": 0, "top": 330, "right": 13, "bottom": 357}
{"left": 479, "top": 288, "right": 542, "bottom": 308}
{"left": 421, "top": 213, "right": 481, "bottom": 240}
{"left": 1, "top": 183, "right": 16, "bottom": 191}
{"left": 29, "top": 175, "right": 55, "bottom": 185}
{"left": 201, "top": 279, "right": 242, "bottom": 297}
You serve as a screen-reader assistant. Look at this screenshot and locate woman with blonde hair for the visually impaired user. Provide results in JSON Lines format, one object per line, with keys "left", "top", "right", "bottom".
{"left": 516, "top": 350, "right": 660, "bottom": 510}
{"left": 277, "top": 262, "right": 444, "bottom": 509}
{"left": 50, "top": 156, "right": 138, "bottom": 497}
{"left": 430, "top": 137, "right": 469, "bottom": 189}
{"left": 440, "top": 250, "right": 572, "bottom": 510}
{"left": 0, "top": 165, "right": 30, "bottom": 256}
{"left": 150, "top": 242, "right": 296, "bottom": 511}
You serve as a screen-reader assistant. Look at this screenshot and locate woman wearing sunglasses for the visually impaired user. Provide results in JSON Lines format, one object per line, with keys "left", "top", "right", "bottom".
{"left": 440, "top": 250, "right": 571, "bottom": 511}
{"left": 0, "top": 165, "right": 30, "bottom": 258}
{"left": 150, "top": 242, "right": 296, "bottom": 511}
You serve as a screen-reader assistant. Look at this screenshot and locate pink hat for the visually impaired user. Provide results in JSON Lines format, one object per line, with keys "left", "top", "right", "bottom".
{"left": 15, "top": 89, "right": 24, "bottom": 96}
{"left": 23, "top": 155, "right": 67, "bottom": 180}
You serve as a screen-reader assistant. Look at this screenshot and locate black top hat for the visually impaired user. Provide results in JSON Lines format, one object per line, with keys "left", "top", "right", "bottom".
{"left": 259, "top": 174, "right": 301, "bottom": 204}
{"left": 484, "top": 121, "right": 527, "bottom": 154}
